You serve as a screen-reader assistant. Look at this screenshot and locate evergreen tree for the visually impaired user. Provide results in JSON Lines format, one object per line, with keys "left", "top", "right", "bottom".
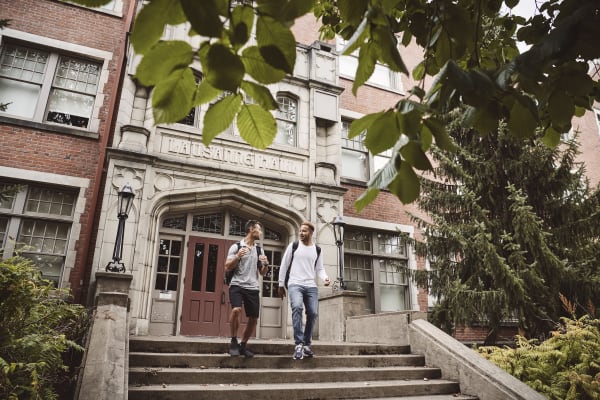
{"left": 411, "top": 109, "right": 600, "bottom": 344}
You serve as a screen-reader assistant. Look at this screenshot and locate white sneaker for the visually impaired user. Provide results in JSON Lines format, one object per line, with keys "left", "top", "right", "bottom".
{"left": 293, "top": 344, "right": 304, "bottom": 360}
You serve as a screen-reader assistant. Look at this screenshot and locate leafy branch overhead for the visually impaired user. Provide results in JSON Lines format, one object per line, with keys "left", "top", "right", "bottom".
{"left": 69, "top": 0, "right": 600, "bottom": 207}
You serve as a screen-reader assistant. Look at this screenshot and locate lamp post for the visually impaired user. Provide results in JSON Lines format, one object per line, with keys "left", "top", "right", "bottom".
{"left": 106, "top": 184, "right": 135, "bottom": 273}
{"left": 332, "top": 215, "right": 346, "bottom": 290}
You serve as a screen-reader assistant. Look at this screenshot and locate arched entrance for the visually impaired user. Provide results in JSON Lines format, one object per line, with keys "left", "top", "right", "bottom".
{"left": 146, "top": 189, "right": 303, "bottom": 338}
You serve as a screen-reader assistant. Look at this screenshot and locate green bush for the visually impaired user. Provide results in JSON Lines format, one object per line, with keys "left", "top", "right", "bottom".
{"left": 478, "top": 312, "right": 600, "bottom": 400}
{"left": 0, "top": 256, "right": 91, "bottom": 400}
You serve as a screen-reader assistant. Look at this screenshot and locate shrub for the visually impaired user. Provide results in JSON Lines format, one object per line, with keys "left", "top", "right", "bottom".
{"left": 478, "top": 310, "right": 600, "bottom": 400}
{"left": 0, "top": 256, "right": 91, "bottom": 400}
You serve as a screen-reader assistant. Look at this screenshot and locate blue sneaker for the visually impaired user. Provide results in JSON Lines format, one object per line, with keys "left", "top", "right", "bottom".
{"left": 293, "top": 344, "right": 304, "bottom": 360}
{"left": 303, "top": 345, "right": 314, "bottom": 358}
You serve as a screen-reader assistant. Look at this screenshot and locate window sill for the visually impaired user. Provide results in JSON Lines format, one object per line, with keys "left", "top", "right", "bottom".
{"left": 0, "top": 115, "right": 100, "bottom": 140}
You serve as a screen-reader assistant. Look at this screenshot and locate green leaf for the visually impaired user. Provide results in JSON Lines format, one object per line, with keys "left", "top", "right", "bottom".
{"left": 463, "top": 105, "right": 499, "bottom": 135}
{"left": 241, "top": 46, "right": 287, "bottom": 84}
{"left": 192, "top": 80, "right": 222, "bottom": 107}
{"left": 507, "top": 96, "right": 538, "bottom": 139}
{"left": 256, "top": 15, "right": 297, "bottom": 74}
{"left": 372, "top": 26, "right": 408, "bottom": 75}
{"left": 237, "top": 104, "right": 277, "bottom": 149}
{"left": 135, "top": 41, "right": 194, "bottom": 86}
{"left": 256, "top": 0, "right": 315, "bottom": 23}
{"left": 413, "top": 61, "right": 426, "bottom": 81}
{"left": 230, "top": 4, "right": 255, "bottom": 48}
{"left": 200, "top": 43, "right": 245, "bottom": 92}
{"left": 349, "top": 112, "right": 384, "bottom": 138}
{"left": 202, "top": 94, "right": 243, "bottom": 145}
{"left": 548, "top": 90, "right": 574, "bottom": 128}
{"left": 388, "top": 161, "right": 420, "bottom": 204}
{"left": 152, "top": 68, "right": 196, "bottom": 125}
{"left": 400, "top": 141, "right": 433, "bottom": 171}
{"left": 355, "top": 187, "right": 381, "bottom": 212}
{"left": 364, "top": 111, "right": 400, "bottom": 154}
{"left": 541, "top": 126, "right": 561, "bottom": 147}
{"left": 131, "top": 0, "right": 183, "bottom": 54}
{"left": 423, "top": 117, "right": 455, "bottom": 152}
{"left": 353, "top": 43, "right": 377, "bottom": 95}
{"left": 181, "top": 0, "right": 223, "bottom": 38}
{"left": 240, "top": 81, "right": 278, "bottom": 110}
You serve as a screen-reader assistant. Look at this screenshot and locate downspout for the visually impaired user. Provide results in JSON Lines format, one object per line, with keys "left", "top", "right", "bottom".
{"left": 77, "top": 0, "right": 138, "bottom": 305}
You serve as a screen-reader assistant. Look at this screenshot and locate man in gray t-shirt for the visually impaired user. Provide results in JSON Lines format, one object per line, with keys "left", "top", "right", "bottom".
{"left": 224, "top": 220, "right": 269, "bottom": 357}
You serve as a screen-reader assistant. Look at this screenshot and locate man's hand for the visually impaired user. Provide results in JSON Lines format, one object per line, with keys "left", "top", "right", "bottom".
{"left": 278, "top": 287, "right": 286, "bottom": 299}
{"left": 323, "top": 277, "right": 331, "bottom": 286}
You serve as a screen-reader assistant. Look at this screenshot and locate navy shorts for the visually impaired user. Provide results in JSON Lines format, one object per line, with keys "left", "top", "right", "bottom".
{"left": 229, "top": 285, "right": 260, "bottom": 318}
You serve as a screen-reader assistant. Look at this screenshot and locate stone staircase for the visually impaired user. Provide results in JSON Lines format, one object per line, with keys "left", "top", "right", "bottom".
{"left": 128, "top": 336, "right": 478, "bottom": 400}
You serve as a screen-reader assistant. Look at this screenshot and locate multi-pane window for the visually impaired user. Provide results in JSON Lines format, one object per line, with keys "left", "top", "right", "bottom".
{"left": 155, "top": 239, "right": 182, "bottom": 291}
{"left": 341, "top": 120, "right": 369, "bottom": 180}
{"left": 262, "top": 249, "right": 282, "bottom": 298}
{"left": 344, "top": 229, "right": 409, "bottom": 313}
{"left": 0, "top": 43, "right": 101, "bottom": 129}
{"left": 274, "top": 95, "right": 297, "bottom": 146}
{"left": 0, "top": 182, "right": 76, "bottom": 285}
{"left": 192, "top": 213, "right": 223, "bottom": 234}
{"left": 341, "top": 119, "right": 394, "bottom": 181}
{"left": 336, "top": 38, "right": 402, "bottom": 92}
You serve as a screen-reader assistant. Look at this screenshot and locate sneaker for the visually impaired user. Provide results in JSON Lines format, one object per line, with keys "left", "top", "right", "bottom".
{"left": 239, "top": 343, "right": 254, "bottom": 358}
{"left": 229, "top": 338, "right": 240, "bottom": 357}
{"left": 293, "top": 344, "right": 304, "bottom": 360}
{"left": 302, "top": 345, "right": 314, "bottom": 358}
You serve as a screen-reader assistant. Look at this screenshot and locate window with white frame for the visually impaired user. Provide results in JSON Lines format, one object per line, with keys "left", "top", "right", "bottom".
{"left": 274, "top": 94, "right": 297, "bottom": 146}
{"left": 336, "top": 38, "right": 402, "bottom": 92}
{"left": 341, "top": 119, "right": 393, "bottom": 181}
{"left": 343, "top": 229, "right": 410, "bottom": 313}
{"left": 0, "top": 43, "right": 101, "bottom": 129}
{"left": 341, "top": 119, "right": 369, "bottom": 180}
{"left": 0, "top": 181, "right": 77, "bottom": 285}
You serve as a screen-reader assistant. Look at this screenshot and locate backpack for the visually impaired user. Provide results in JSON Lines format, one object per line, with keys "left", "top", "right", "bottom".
{"left": 284, "top": 240, "right": 322, "bottom": 288}
{"left": 224, "top": 241, "right": 263, "bottom": 285}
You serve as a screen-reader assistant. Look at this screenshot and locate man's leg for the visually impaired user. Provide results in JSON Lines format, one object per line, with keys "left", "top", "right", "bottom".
{"left": 303, "top": 286, "right": 319, "bottom": 346}
{"left": 288, "top": 285, "right": 305, "bottom": 345}
{"left": 239, "top": 289, "right": 260, "bottom": 358}
{"left": 228, "top": 286, "right": 243, "bottom": 356}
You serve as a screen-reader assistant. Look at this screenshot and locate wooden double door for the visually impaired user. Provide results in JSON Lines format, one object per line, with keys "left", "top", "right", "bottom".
{"left": 180, "top": 236, "right": 252, "bottom": 336}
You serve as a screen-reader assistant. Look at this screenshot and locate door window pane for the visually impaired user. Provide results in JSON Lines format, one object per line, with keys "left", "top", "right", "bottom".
{"left": 205, "top": 244, "right": 219, "bottom": 293}
{"left": 155, "top": 238, "right": 182, "bottom": 291}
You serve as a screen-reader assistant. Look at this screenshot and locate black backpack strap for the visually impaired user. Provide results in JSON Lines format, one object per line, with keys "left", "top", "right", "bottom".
{"left": 284, "top": 240, "right": 299, "bottom": 288}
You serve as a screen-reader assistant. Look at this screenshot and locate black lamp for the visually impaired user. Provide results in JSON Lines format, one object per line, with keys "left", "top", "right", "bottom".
{"left": 106, "top": 184, "right": 135, "bottom": 273}
{"left": 332, "top": 215, "right": 346, "bottom": 290}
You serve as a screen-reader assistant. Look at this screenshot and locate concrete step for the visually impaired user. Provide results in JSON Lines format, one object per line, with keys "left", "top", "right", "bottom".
{"left": 129, "top": 365, "right": 442, "bottom": 385}
{"left": 129, "top": 336, "right": 411, "bottom": 355}
{"left": 128, "top": 379, "right": 463, "bottom": 400}
{"left": 129, "top": 352, "right": 426, "bottom": 369}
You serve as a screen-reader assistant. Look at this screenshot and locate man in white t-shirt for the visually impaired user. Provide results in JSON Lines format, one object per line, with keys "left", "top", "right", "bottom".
{"left": 278, "top": 221, "right": 330, "bottom": 359}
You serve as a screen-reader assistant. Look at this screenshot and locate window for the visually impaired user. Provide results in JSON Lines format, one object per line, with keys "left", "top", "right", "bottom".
{"left": 155, "top": 239, "right": 182, "bottom": 291}
{"left": 341, "top": 120, "right": 369, "bottom": 180}
{"left": 336, "top": 38, "right": 402, "bottom": 92}
{"left": 341, "top": 119, "right": 393, "bottom": 181}
{"left": 0, "top": 43, "right": 101, "bottom": 129}
{"left": 0, "top": 182, "right": 77, "bottom": 285}
{"left": 274, "top": 94, "right": 297, "bottom": 146}
{"left": 344, "top": 229, "right": 410, "bottom": 313}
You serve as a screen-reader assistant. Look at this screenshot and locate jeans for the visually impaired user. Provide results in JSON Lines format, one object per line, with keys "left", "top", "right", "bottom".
{"left": 288, "top": 285, "right": 319, "bottom": 346}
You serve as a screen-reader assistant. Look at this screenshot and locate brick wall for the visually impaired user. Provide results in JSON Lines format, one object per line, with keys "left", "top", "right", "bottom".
{"left": 1, "top": 0, "right": 133, "bottom": 303}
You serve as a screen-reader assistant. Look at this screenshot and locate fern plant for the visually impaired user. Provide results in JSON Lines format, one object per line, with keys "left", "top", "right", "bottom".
{"left": 478, "top": 299, "right": 600, "bottom": 400}
{"left": 0, "top": 256, "right": 91, "bottom": 400}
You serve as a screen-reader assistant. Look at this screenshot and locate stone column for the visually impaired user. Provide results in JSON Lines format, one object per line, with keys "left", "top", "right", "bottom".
{"left": 318, "top": 290, "right": 368, "bottom": 341}
{"left": 77, "top": 272, "right": 132, "bottom": 400}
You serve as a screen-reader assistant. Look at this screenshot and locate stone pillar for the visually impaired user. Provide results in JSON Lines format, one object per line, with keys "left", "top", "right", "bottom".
{"left": 77, "top": 272, "right": 132, "bottom": 400}
{"left": 318, "top": 290, "right": 368, "bottom": 342}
